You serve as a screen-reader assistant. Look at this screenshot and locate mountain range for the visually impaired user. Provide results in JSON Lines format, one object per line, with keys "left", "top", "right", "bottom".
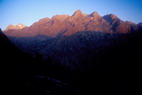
{"left": 1, "top": 10, "right": 142, "bottom": 95}
{"left": 2, "top": 10, "right": 142, "bottom": 68}
{"left": 4, "top": 10, "right": 142, "bottom": 37}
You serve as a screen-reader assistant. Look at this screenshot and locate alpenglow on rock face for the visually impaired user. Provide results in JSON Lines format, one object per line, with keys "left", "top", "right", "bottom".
{"left": 4, "top": 10, "right": 141, "bottom": 37}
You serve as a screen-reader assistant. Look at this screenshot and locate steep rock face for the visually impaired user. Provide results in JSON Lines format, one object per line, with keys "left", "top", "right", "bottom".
{"left": 89, "top": 12, "right": 101, "bottom": 19}
{"left": 4, "top": 10, "right": 142, "bottom": 37}
{"left": 72, "top": 10, "right": 84, "bottom": 18}
{"left": 103, "top": 14, "right": 138, "bottom": 33}
{"left": 103, "top": 14, "right": 118, "bottom": 24}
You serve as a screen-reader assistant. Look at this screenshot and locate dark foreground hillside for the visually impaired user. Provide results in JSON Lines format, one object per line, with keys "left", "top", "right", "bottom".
{"left": 1, "top": 28, "right": 142, "bottom": 95}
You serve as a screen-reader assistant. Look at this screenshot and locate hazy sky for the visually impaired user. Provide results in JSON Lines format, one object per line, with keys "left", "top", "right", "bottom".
{"left": 0, "top": 0, "right": 142, "bottom": 30}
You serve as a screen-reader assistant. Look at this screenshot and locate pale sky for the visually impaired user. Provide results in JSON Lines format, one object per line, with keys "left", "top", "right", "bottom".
{"left": 0, "top": 0, "right": 142, "bottom": 30}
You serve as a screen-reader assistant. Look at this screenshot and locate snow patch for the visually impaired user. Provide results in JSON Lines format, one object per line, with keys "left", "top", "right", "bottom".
{"left": 18, "top": 25, "right": 22, "bottom": 28}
